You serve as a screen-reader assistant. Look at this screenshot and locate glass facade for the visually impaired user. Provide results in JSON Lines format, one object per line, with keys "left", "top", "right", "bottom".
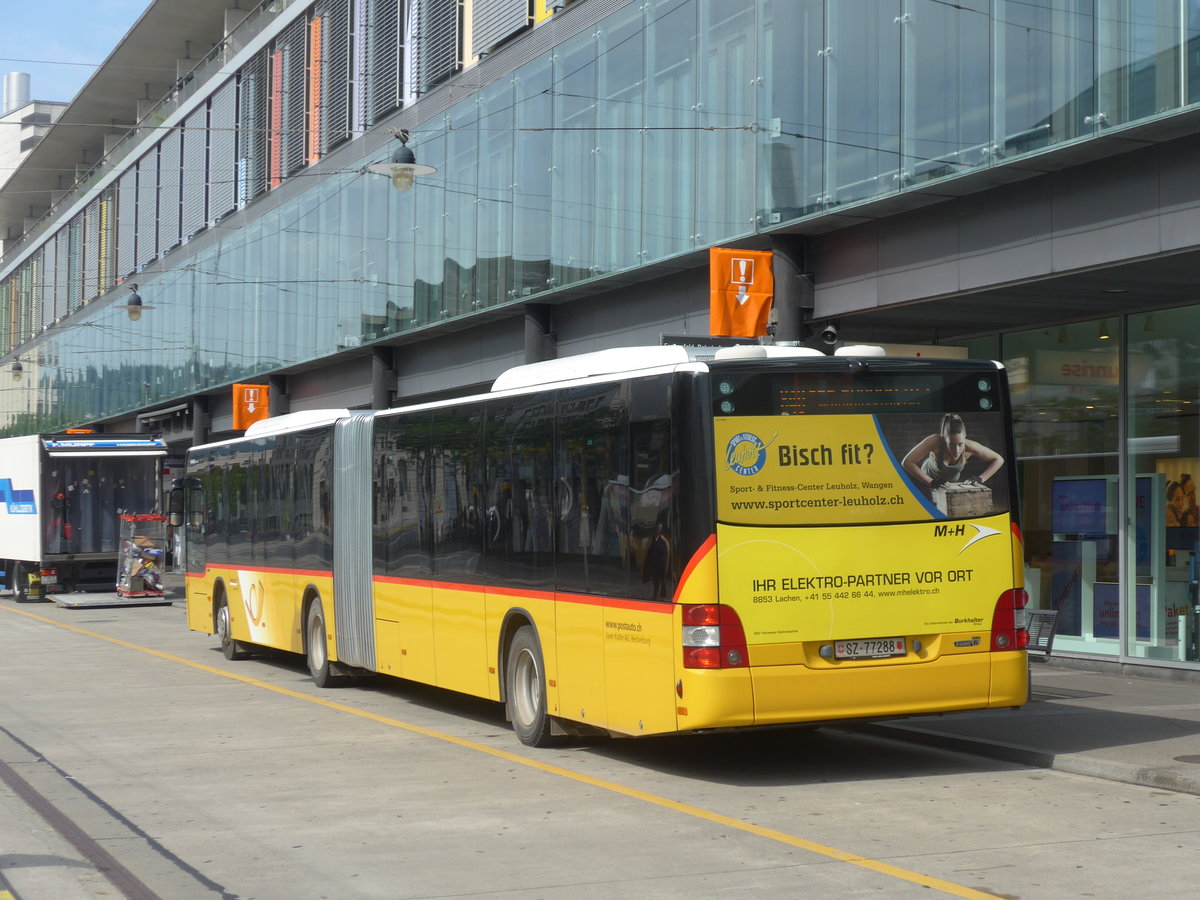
{"left": 8, "top": 1, "right": 1200, "bottom": 431}
{"left": 1004, "top": 305, "right": 1200, "bottom": 668}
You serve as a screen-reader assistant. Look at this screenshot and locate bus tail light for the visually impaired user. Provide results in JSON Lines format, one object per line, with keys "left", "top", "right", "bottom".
{"left": 990, "top": 588, "right": 1030, "bottom": 652}
{"left": 681, "top": 604, "right": 749, "bottom": 669}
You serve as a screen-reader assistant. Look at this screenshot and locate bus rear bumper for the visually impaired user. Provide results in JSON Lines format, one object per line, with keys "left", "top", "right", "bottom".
{"left": 677, "top": 651, "right": 1029, "bottom": 732}
{"left": 749, "top": 651, "right": 1029, "bottom": 726}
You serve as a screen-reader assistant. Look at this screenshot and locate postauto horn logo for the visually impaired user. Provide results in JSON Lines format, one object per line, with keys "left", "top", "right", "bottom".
{"left": 725, "top": 431, "right": 775, "bottom": 476}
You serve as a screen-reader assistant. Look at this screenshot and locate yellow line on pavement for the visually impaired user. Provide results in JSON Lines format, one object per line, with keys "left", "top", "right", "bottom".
{"left": 3, "top": 605, "right": 1001, "bottom": 899}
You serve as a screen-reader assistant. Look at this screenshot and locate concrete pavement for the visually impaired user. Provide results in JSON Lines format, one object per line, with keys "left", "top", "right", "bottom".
{"left": 10, "top": 581, "right": 1200, "bottom": 800}
{"left": 866, "top": 661, "right": 1200, "bottom": 797}
{"left": 3, "top": 585, "right": 1200, "bottom": 900}
{"left": 13, "top": 580, "right": 1200, "bottom": 800}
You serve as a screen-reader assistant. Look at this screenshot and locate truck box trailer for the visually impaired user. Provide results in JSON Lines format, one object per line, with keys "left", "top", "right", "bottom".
{"left": 1, "top": 433, "right": 167, "bottom": 601}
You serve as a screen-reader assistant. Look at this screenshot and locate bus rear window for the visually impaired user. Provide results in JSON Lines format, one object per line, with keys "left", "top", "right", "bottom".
{"left": 710, "top": 367, "right": 1012, "bottom": 525}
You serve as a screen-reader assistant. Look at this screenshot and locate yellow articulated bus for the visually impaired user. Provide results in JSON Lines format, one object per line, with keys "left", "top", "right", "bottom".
{"left": 171, "top": 344, "right": 1029, "bottom": 746}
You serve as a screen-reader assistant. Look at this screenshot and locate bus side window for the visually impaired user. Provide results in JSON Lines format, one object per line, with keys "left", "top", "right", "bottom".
{"left": 556, "top": 382, "right": 630, "bottom": 597}
{"left": 484, "top": 397, "right": 554, "bottom": 589}
{"left": 630, "top": 376, "right": 674, "bottom": 602}
{"left": 373, "top": 413, "right": 432, "bottom": 579}
{"left": 431, "top": 404, "right": 485, "bottom": 582}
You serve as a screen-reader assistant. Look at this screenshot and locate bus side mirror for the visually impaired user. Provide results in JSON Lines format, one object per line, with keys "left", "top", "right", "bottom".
{"left": 168, "top": 487, "right": 185, "bottom": 528}
{"left": 188, "top": 488, "right": 205, "bottom": 529}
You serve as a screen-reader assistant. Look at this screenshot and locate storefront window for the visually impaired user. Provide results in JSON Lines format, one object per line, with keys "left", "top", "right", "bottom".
{"left": 1127, "top": 307, "right": 1200, "bottom": 663}
{"left": 1004, "top": 320, "right": 1121, "bottom": 657}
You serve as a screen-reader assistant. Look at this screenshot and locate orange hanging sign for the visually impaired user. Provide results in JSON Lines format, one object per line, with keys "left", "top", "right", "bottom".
{"left": 233, "top": 383, "right": 270, "bottom": 431}
{"left": 709, "top": 248, "right": 774, "bottom": 338}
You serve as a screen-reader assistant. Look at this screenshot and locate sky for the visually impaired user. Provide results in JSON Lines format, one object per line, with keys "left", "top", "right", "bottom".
{"left": 2, "top": 1, "right": 152, "bottom": 105}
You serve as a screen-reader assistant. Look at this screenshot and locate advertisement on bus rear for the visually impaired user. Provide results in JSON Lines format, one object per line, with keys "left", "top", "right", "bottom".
{"left": 713, "top": 412, "right": 1014, "bottom": 644}
{"left": 716, "top": 515, "right": 1014, "bottom": 643}
{"left": 714, "top": 412, "right": 1010, "bottom": 526}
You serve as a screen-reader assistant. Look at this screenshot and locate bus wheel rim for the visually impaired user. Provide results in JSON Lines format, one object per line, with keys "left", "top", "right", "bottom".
{"left": 309, "top": 614, "right": 326, "bottom": 669}
{"left": 514, "top": 649, "right": 539, "bottom": 725}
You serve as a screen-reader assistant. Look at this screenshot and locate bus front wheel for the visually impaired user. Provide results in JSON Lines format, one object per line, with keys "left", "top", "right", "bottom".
{"left": 216, "top": 595, "right": 249, "bottom": 660}
{"left": 506, "top": 625, "right": 554, "bottom": 747}
{"left": 306, "top": 599, "right": 340, "bottom": 688}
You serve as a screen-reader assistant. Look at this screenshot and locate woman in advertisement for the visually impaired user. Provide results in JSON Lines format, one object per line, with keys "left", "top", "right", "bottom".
{"left": 902, "top": 413, "right": 1005, "bottom": 491}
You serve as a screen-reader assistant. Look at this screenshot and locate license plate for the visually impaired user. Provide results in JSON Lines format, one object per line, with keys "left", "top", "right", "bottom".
{"left": 41, "top": 574, "right": 58, "bottom": 586}
{"left": 835, "top": 637, "right": 906, "bottom": 660}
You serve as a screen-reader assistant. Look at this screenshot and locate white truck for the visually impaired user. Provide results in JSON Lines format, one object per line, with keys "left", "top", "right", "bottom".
{"left": 0, "top": 433, "right": 167, "bottom": 601}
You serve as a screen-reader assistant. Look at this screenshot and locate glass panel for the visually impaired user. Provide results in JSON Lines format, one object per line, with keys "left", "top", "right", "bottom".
{"left": 629, "top": 376, "right": 674, "bottom": 601}
{"left": 373, "top": 413, "right": 433, "bottom": 577}
{"left": 594, "top": 4, "right": 644, "bottom": 276}
{"left": 1188, "top": 0, "right": 1200, "bottom": 104}
{"left": 513, "top": 57, "right": 553, "bottom": 298}
{"left": 291, "top": 428, "right": 334, "bottom": 572}
{"left": 556, "top": 382, "right": 630, "bottom": 596}
{"left": 484, "top": 396, "right": 555, "bottom": 588}
{"left": 551, "top": 30, "right": 597, "bottom": 287}
{"left": 696, "top": 0, "right": 756, "bottom": 243}
{"left": 761, "top": 0, "right": 825, "bottom": 220}
{"left": 905, "top": 0, "right": 991, "bottom": 184}
{"left": 1004, "top": 319, "right": 1120, "bottom": 657}
{"left": 336, "top": 176, "right": 367, "bottom": 346}
{"left": 999, "top": 0, "right": 1095, "bottom": 153}
{"left": 1127, "top": 306, "right": 1200, "bottom": 663}
{"left": 1097, "top": 0, "right": 1180, "bottom": 129}
{"left": 476, "top": 77, "right": 514, "bottom": 309}
{"left": 431, "top": 403, "right": 485, "bottom": 583}
{"left": 413, "top": 131, "right": 447, "bottom": 324}
{"left": 362, "top": 159, "right": 395, "bottom": 340}
{"left": 388, "top": 165, "right": 417, "bottom": 332}
{"left": 445, "top": 103, "right": 478, "bottom": 318}
{"left": 827, "top": 0, "right": 902, "bottom": 205}
{"left": 643, "top": 0, "right": 696, "bottom": 262}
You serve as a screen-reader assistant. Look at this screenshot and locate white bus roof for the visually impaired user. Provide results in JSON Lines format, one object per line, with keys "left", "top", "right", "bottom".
{"left": 243, "top": 409, "right": 352, "bottom": 437}
{"left": 490, "top": 344, "right": 828, "bottom": 393}
{"left": 191, "top": 344, "right": 911, "bottom": 451}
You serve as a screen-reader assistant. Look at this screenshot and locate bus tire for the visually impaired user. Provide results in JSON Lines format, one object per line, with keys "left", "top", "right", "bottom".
{"left": 306, "top": 598, "right": 340, "bottom": 688}
{"left": 216, "top": 594, "right": 250, "bottom": 660}
{"left": 506, "top": 625, "right": 555, "bottom": 747}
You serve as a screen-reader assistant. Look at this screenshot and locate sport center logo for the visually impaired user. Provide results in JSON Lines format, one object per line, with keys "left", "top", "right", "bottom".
{"left": 725, "top": 432, "right": 774, "bottom": 476}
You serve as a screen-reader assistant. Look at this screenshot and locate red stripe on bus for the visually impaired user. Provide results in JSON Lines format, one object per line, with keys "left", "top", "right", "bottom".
{"left": 672, "top": 534, "right": 717, "bottom": 603}
{"left": 191, "top": 568, "right": 674, "bottom": 614}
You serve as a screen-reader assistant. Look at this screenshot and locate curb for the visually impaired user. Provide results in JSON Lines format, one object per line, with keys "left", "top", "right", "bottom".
{"left": 855, "top": 723, "right": 1200, "bottom": 798}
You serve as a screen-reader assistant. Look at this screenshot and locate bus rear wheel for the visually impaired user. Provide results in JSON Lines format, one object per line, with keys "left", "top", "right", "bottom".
{"left": 306, "top": 598, "right": 341, "bottom": 688}
{"left": 216, "top": 594, "right": 249, "bottom": 660}
{"left": 506, "top": 625, "right": 554, "bottom": 747}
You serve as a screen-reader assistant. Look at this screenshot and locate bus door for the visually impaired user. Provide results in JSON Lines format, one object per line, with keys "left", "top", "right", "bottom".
{"left": 553, "top": 385, "right": 617, "bottom": 729}
{"left": 484, "top": 396, "right": 556, "bottom": 701}
{"left": 430, "top": 404, "right": 489, "bottom": 698}
{"left": 602, "top": 389, "right": 678, "bottom": 737}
